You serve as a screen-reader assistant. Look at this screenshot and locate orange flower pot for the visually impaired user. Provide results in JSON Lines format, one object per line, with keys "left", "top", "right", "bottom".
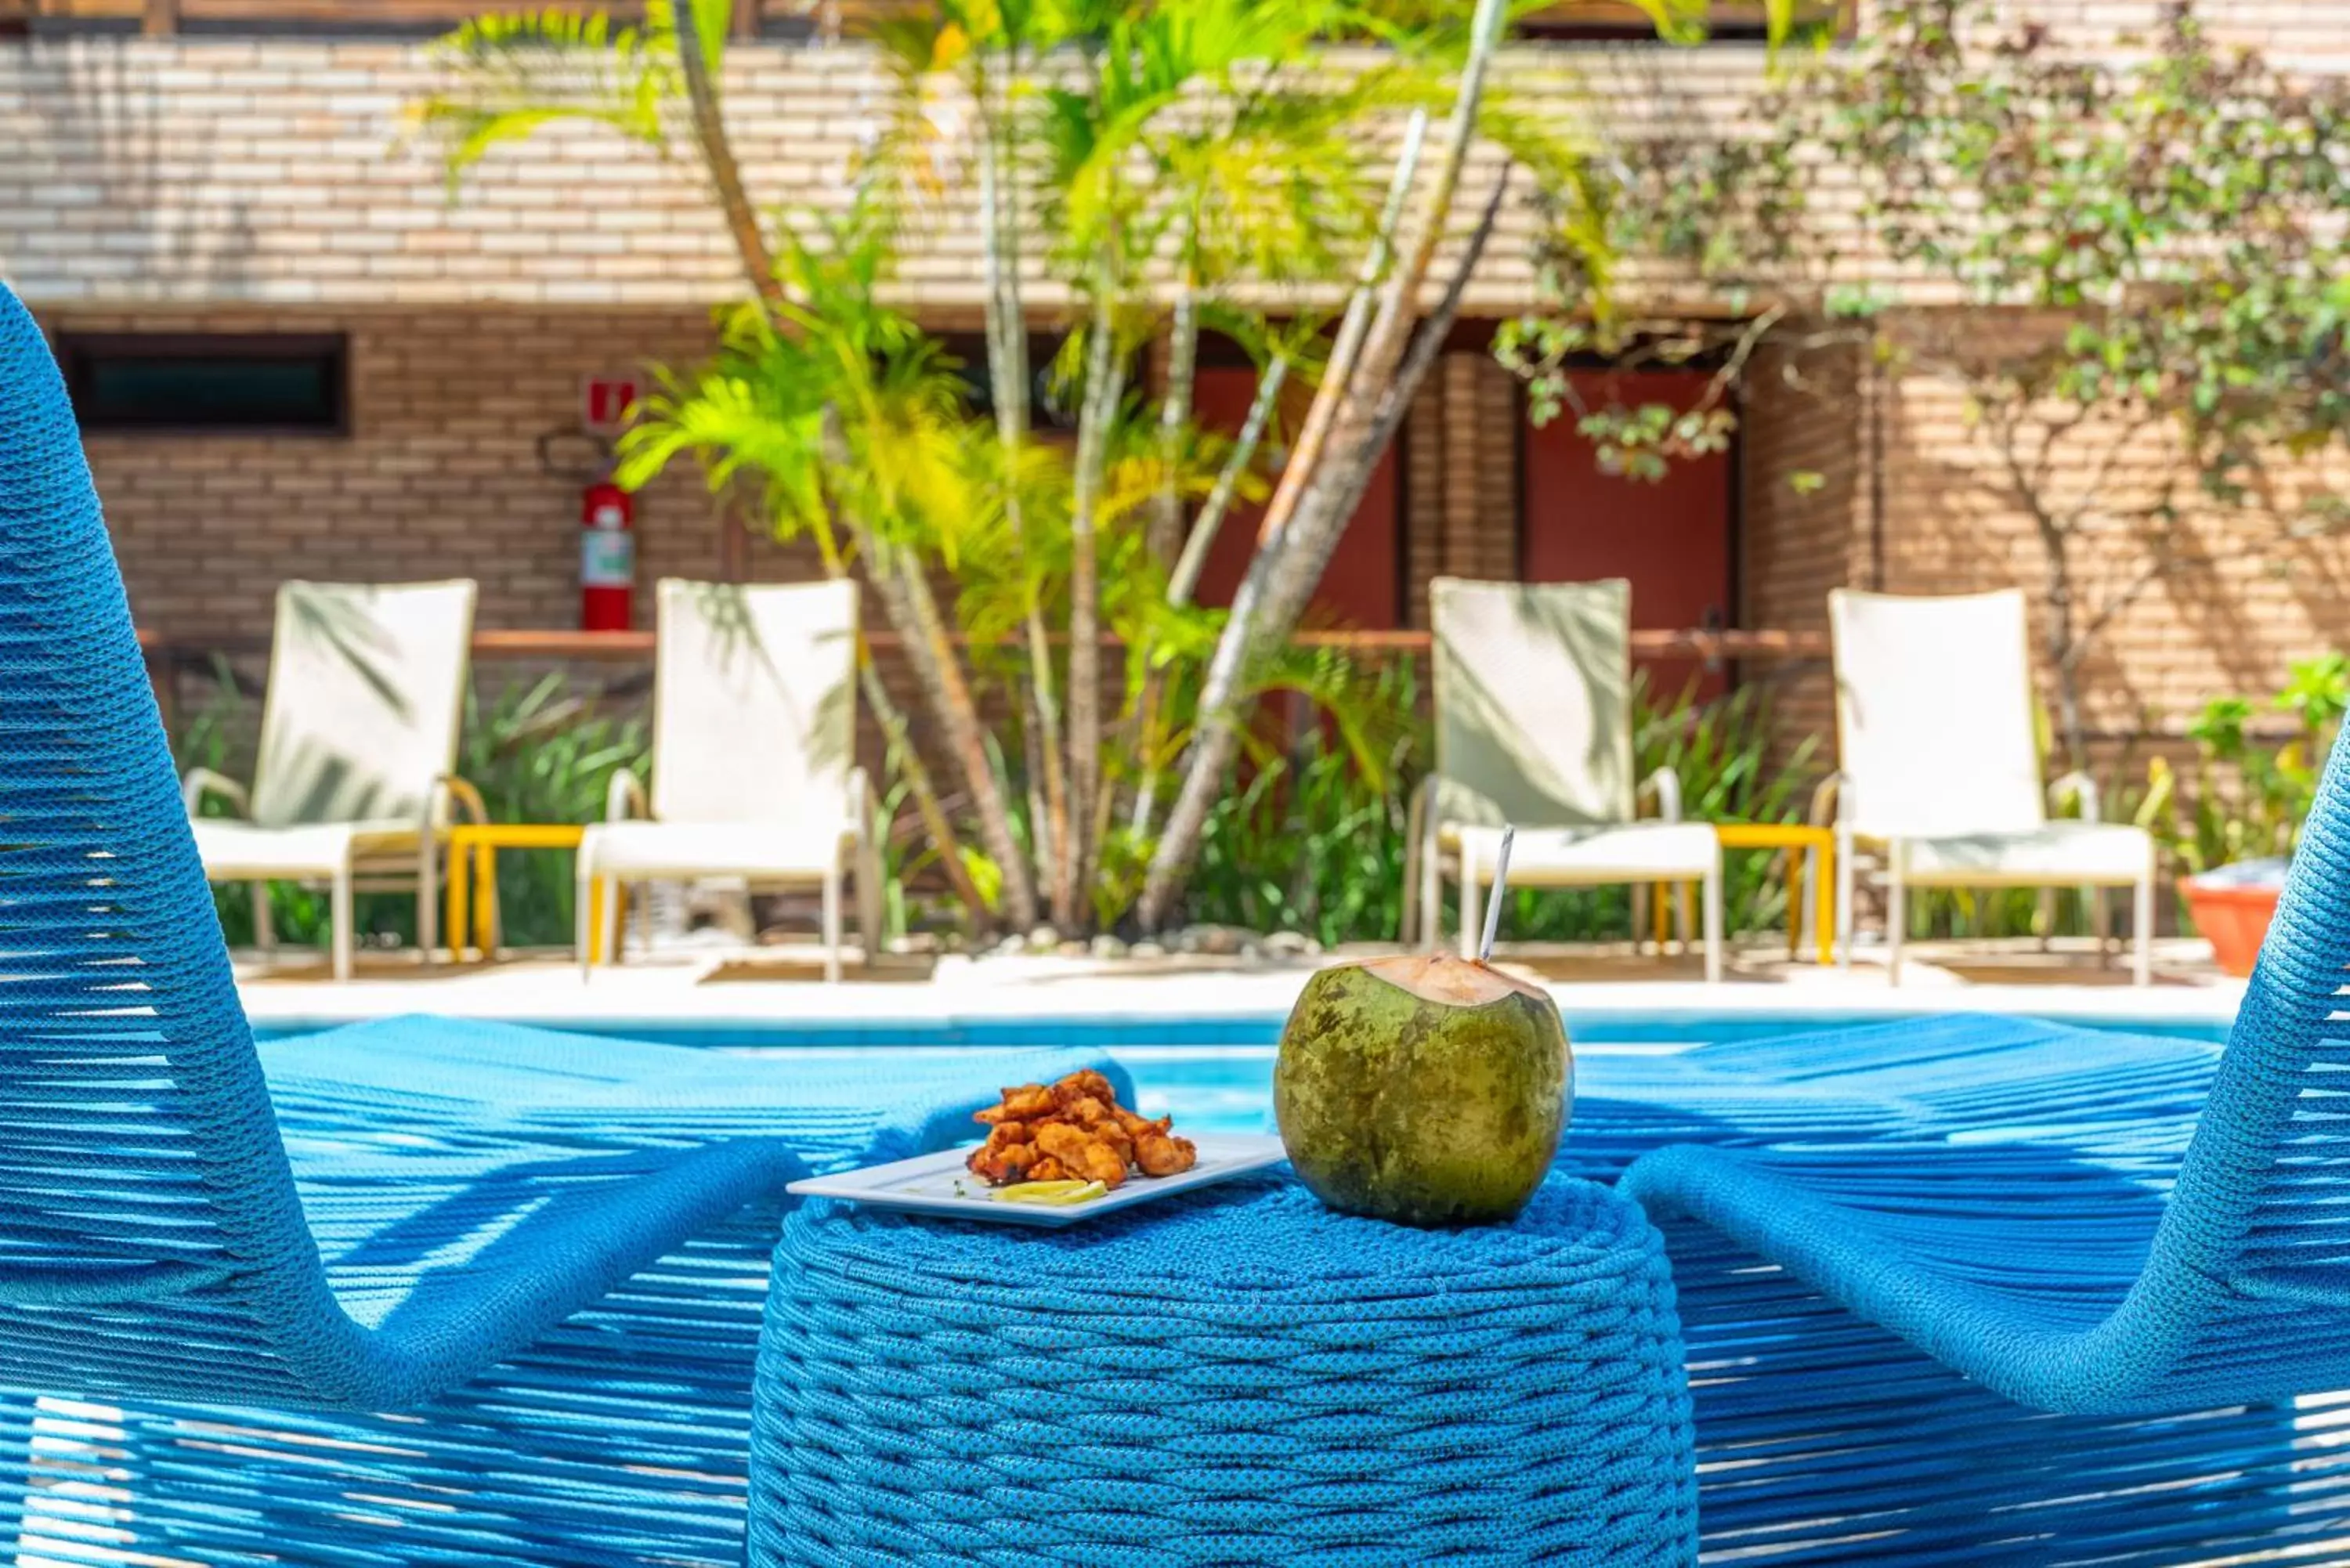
{"left": 2178, "top": 877, "right": 2282, "bottom": 977}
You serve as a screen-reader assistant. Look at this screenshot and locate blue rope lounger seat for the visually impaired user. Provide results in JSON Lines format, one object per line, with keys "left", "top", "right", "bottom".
{"left": 1584, "top": 1013, "right": 2222, "bottom": 1158}
{"left": 1539, "top": 779, "right": 2350, "bottom": 1556}
{"left": 258, "top": 1014, "right": 1079, "bottom": 1174}
{"left": 1553, "top": 1023, "right": 2336, "bottom": 1564}
{"left": 0, "top": 281, "right": 1124, "bottom": 1563}
{"left": 753, "top": 1174, "right": 1696, "bottom": 1566}
{"left": 1621, "top": 726, "right": 2350, "bottom": 1421}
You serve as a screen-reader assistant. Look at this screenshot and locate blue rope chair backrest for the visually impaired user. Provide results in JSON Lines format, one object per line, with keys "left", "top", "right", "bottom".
{"left": 2097, "top": 719, "right": 2350, "bottom": 1404}
{"left": 0, "top": 285, "right": 343, "bottom": 1400}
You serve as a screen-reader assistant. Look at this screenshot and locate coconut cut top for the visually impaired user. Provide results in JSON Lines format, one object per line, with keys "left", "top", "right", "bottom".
{"left": 1350, "top": 953, "right": 1552, "bottom": 1006}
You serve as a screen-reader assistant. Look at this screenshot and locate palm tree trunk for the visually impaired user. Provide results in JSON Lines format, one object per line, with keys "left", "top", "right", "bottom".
{"left": 1061, "top": 275, "right": 1125, "bottom": 930}
{"left": 974, "top": 53, "right": 1071, "bottom": 914}
{"left": 1168, "top": 352, "right": 1289, "bottom": 609}
{"left": 674, "top": 8, "right": 1006, "bottom": 927}
{"left": 673, "top": 0, "right": 782, "bottom": 314}
{"left": 1235, "top": 110, "right": 1429, "bottom": 564}
{"left": 1147, "top": 269, "right": 1200, "bottom": 568}
{"left": 856, "top": 652, "right": 991, "bottom": 923}
{"left": 1127, "top": 349, "right": 1290, "bottom": 840}
{"left": 1140, "top": 175, "right": 1509, "bottom": 930}
{"left": 1258, "top": 171, "right": 1513, "bottom": 648}
{"left": 819, "top": 414, "right": 1041, "bottom": 930}
{"left": 801, "top": 500, "right": 993, "bottom": 926}
{"left": 874, "top": 544, "right": 1040, "bottom": 931}
{"left": 1137, "top": 0, "right": 1510, "bottom": 931}
{"left": 1120, "top": 114, "right": 1433, "bottom": 867}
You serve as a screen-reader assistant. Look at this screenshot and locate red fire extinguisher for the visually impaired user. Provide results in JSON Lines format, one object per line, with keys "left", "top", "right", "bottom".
{"left": 580, "top": 479, "right": 634, "bottom": 631}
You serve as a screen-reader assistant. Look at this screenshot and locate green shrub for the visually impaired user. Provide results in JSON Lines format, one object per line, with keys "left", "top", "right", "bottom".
{"left": 2146, "top": 653, "right": 2346, "bottom": 880}
{"left": 456, "top": 674, "right": 651, "bottom": 948}
{"left": 1181, "top": 664, "right": 1822, "bottom": 948}
{"left": 173, "top": 670, "right": 648, "bottom": 956}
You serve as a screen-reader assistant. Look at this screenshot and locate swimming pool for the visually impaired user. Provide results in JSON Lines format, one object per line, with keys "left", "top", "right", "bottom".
{"left": 254, "top": 1009, "right": 2232, "bottom": 1139}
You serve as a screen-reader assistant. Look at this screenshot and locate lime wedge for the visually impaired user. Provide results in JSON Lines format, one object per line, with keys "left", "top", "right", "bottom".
{"left": 996, "top": 1180, "right": 1109, "bottom": 1205}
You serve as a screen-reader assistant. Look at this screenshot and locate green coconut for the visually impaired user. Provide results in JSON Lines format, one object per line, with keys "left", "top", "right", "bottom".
{"left": 1274, "top": 955, "right": 1571, "bottom": 1227}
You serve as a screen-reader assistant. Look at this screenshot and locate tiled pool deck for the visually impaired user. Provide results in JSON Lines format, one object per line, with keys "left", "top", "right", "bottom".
{"left": 236, "top": 937, "right": 2247, "bottom": 1042}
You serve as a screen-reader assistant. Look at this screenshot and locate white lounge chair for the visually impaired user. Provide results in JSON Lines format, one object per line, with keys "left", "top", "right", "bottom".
{"left": 578, "top": 579, "right": 878, "bottom": 981}
{"left": 1405, "top": 576, "right": 1725, "bottom": 981}
{"left": 183, "top": 579, "right": 479, "bottom": 982}
{"left": 1825, "top": 587, "right": 2156, "bottom": 985}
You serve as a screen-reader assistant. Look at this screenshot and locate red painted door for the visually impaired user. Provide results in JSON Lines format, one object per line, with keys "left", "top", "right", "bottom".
{"left": 1520, "top": 370, "right": 1734, "bottom": 700}
{"left": 1189, "top": 365, "right": 1402, "bottom": 630}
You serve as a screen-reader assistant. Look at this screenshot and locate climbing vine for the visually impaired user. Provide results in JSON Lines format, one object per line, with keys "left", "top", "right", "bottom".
{"left": 1499, "top": 0, "right": 2350, "bottom": 767}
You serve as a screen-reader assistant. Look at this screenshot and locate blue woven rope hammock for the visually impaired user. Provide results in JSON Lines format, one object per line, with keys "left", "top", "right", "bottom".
{"left": 0, "top": 283, "right": 1122, "bottom": 1564}
{"left": 1588, "top": 861, "right": 2350, "bottom": 1557}
{"left": 1623, "top": 727, "right": 2350, "bottom": 1415}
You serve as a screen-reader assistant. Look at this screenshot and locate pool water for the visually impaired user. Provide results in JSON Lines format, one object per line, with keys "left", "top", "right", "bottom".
{"left": 255, "top": 1011, "right": 2230, "bottom": 1141}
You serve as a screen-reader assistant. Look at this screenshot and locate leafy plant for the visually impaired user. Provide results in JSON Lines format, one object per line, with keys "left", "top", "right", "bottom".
{"left": 1497, "top": 676, "right": 1817, "bottom": 945}
{"left": 457, "top": 675, "right": 650, "bottom": 947}
{"left": 421, "top": 0, "right": 1704, "bottom": 940}
{"left": 171, "top": 671, "right": 649, "bottom": 956}
{"left": 2145, "top": 654, "right": 2348, "bottom": 878}
{"left": 1503, "top": 0, "right": 2350, "bottom": 772}
{"left": 172, "top": 663, "right": 409, "bottom": 951}
{"left": 1183, "top": 664, "right": 1821, "bottom": 948}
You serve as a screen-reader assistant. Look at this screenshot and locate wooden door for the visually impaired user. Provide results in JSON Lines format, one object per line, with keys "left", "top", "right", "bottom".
{"left": 1188, "top": 365, "right": 1404, "bottom": 630}
{"left": 1520, "top": 369, "right": 1734, "bottom": 699}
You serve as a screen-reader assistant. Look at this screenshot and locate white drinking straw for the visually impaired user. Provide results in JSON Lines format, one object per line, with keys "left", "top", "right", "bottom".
{"left": 1479, "top": 824, "right": 1515, "bottom": 963}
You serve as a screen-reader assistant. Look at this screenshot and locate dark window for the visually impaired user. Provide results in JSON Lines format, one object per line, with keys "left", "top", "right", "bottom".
{"left": 934, "top": 330, "right": 1081, "bottom": 432}
{"left": 1519, "top": 0, "right": 1847, "bottom": 41}
{"left": 56, "top": 332, "right": 348, "bottom": 435}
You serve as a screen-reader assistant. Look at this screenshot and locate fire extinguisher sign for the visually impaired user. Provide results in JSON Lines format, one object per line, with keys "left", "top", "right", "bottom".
{"left": 582, "top": 375, "right": 640, "bottom": 435}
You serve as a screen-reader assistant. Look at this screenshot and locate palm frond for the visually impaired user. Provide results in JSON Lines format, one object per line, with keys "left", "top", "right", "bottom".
{"left": 412, "top": 4, "right": 682, "bottom": 186}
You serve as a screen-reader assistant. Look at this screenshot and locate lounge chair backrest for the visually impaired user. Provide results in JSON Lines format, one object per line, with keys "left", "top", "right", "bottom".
{"left": 248, "top": 579, "right": 476, "bottom": 829}
{"left": 0, "top": 287, "right": 337, "bottom": 1395}
{"left": 1432, "top": 576, "right": 1635, "bottom": 829}
{"left": 2127, "top": 722, "right": 2350, "bottom": 1374}
{"left": 651, "top": 578, "right": 859, "bottom": 826}
{"left": 1829, "top": 588, "right": 2047, "bottom": 837}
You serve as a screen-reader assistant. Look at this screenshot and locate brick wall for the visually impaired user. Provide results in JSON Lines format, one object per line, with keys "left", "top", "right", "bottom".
{"left": 1403, "top": 352, "right": 1520, "bottom": 626}
{"left": 1728, "top": 307, "right": 2350, "bottom": 749}
{"left": 1873, "top": 307, "right": 2350, "bottom": 739}
{"left": 12, "top": 3, "right": 2349, "bottom": 768}
{"left": 1963, "top": 1, "right": 2350, "bottom": 56}
{"left": 0, "top": 36, "right": 1766, "bottom": 313}
{"left": 45, "top": 298, "right": 1537, "bottom": 645}
{"left": 1736, "top": 333, "right": 1865, "bottom": 755}
{"left": 32, "top": 302, "right": 827, "bottom": 639}
{"left": 42, "top": 295, "right": 2344, "bottom": 764}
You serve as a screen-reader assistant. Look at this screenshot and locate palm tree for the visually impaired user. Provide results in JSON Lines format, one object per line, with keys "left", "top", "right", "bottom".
{"left": 1130, "top": 0, "right": 1513, "bottom": 929}
{"left": 1130, "top": 0, "right": 1799, "bottom": 929}
{"left": 868, "top": 0, "right": 1099, "bottom": 927}
{"left": 418, "top": 0, "right": 1780, "bottom": 939}
{"left": 614, "top": 214, "right": 1043, "bottom": 923}
{"left": 883, "top": 0, "right": 1392, "bottom": 926}
{"left": 414, "top": 0, "right": 1032, "bottom": 928}
{"left": 1039, "top": 0, "right": 1383, "bottom": 847}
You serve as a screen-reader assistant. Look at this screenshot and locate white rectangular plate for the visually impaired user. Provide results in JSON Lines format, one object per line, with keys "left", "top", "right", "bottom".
{"left": 788, "top": 1133, "right": 1287, "bottom": 1227}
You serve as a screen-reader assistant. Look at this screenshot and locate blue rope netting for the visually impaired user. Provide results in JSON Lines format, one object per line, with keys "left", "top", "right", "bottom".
{"left": 0, "top": 280, "right": 1124, "bottom": 1565}
{"left": 1591, "top": 850, "right": 2350, "bottom": 1558}
{"left": 752, "top": 1174, "right": 1696, "bottom": 1567}
{"left": 1623, "top": 721, "right": 2350, "bottom": 1418}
